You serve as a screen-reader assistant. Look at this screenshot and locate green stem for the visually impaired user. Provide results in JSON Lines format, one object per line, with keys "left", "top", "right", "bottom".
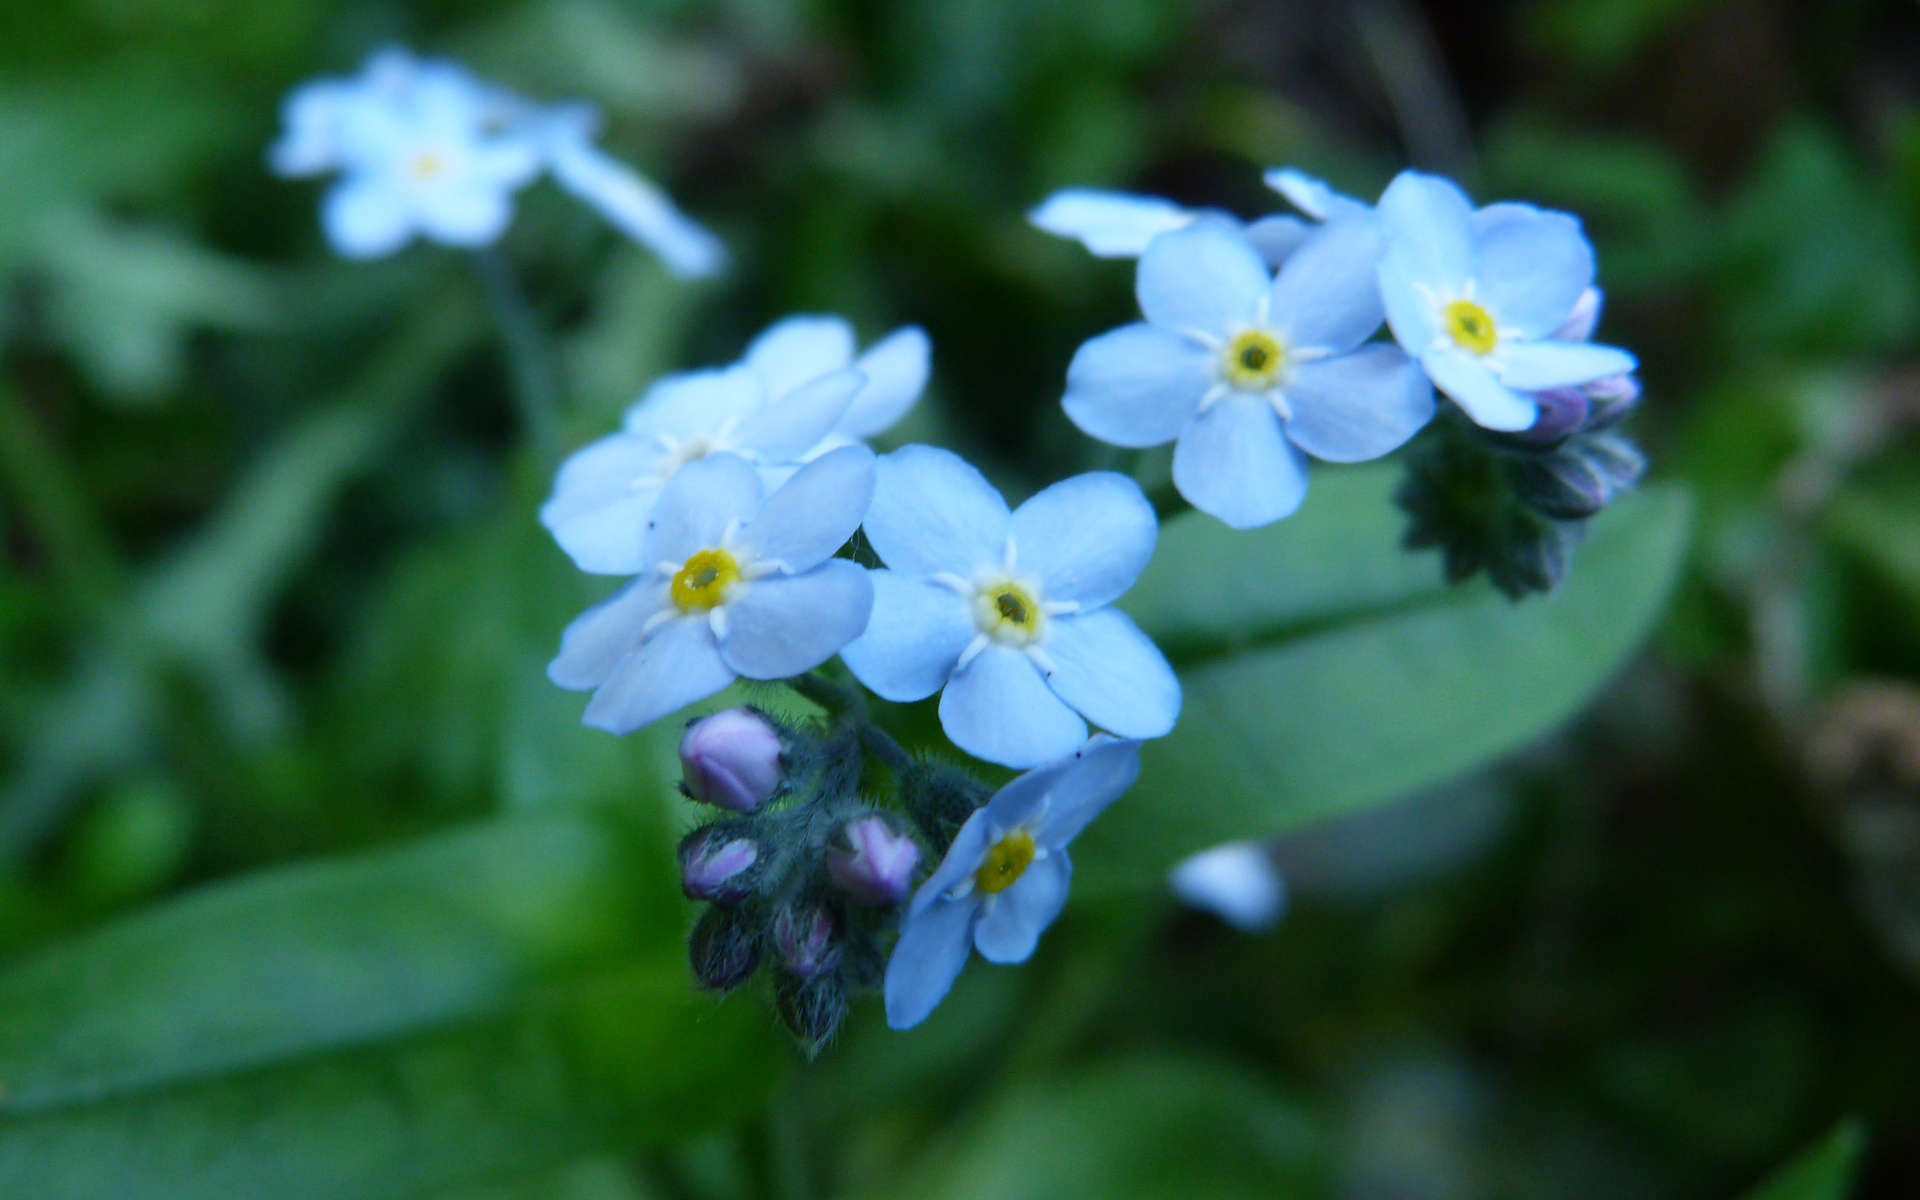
{"left": 857, "top": 720, "right": 914, "bottom": 777}
{"left": 784, "top": 671, "right": 862, "bottom": 717}
{"left": 469, "top": 247, "right": 562, "bottom": 454}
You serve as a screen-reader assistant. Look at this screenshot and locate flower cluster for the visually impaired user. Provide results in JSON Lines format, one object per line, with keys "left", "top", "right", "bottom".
{"left": 270, "top": 46, "right": 723, "bottom": 273}
{"left": 1035, "top": 166, "right": 1646, "bottom": 592}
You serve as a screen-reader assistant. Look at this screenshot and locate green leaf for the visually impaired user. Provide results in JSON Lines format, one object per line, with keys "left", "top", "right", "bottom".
{"left": 1740, "top": 1122, "right": 1865, "bottom": 1200}
{"left": 0, "top": 812, "right": 780, "bottom": 1199}
{"left": 1082, "top": 466, "right": 1690, "bottom": 889}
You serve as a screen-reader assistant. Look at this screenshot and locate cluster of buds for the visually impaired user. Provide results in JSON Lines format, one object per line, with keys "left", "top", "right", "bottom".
{"left": 674, "top": 707, "right": 924, "bottom": 1053}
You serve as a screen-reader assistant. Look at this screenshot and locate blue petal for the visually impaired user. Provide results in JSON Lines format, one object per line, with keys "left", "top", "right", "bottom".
{"left": 321, "top": 177, "right": 414, "bottom": 258}
{"left": 1010, "top": 472, "right": 1157, "bottom": 610}
{"left": 1377, "top": 253, "right": 1439, "bottom": 356}
{"left": 863, "top": 445, "right": 1010, "bottom": 579}
{"left": 743, "top": 444, "right": 874, "bottom": 571}
{"left": 1265, "top": 216, "right": 1386, "bottom": 354}
{"left": 1028, "top": 189, "right": 1197, "bottom": 258}
{"left": 580, "top": 616, "right": 734, "bottom": 734}
{"left": 883, "top": 892, "right": 977, "bottom": 1029}
{"left": 914, "top": 807, "right": 994, "bottom": 917}
{"left": 1028, "top": 736, "right": 1141, "bottom": 847}
{"left": 1421, "top": 347, "right": 1537, "bottom": 431}
{"left": 1376, "top": 170, "right": 1474, "bottom": 292}
{"left": 1281, "top": 345, "right": 1434, "bottom": 463}
{"left": 1168, "top": 842, "right": 1286, "bottom": 932}
{"left": 841, "top": 326, "right": 931, "bottom": 439}
{"left": 1263, "top": 167, "right": 1370, "bottom": 221}
{"left": 744, "top": 315, "right": 856, "bottom": 401}
{"left": 1495, "top": 340, "right": 1638, "bottom": 390}
{"left": 414, "top": 178, "right": 516, "bottom": 248}
{"left": 623, "top": 365, "right": 763, "bottom": 439}
{"left": 1063, "top": 323, "right": 1212, "bottom": 449}
{"left": 1136, "top": 220, "right": 1269, "bottom": 335}
{"left": 1172, "top": 395, "right": 1310, "bottom": 529}
{"left": 1242, "top": 215, "right": 1314, "bottom": 267}
{"left": 540, "top": 433, "right": 663, "bottom": 574}
{"left": 733, "top": 367, "right": 862, "bottom": 462}
{"left": 718, "top": 560, "right": 873, "bottom": 679}
{"left": 1042, "top": 609, "right": 1180, "bottom": 739}
{"left": 840, "top": 570, "right": 975, "bottom": 702}
{"left": 972, "top": 852, "right": 1071, "bottom": 963}
{"left": 644, "top": 453, "right": 765, "bottom": 565}
{"left": 940, "top": 644, "right": 1088, "bottom": 768}
{"left": 548, "top": 577, "right": 667, "bottom": 690}
{"left": 547, "top": 140, "right": 725, "bottom": 278}
{"left": 1472, "top": 205, "right": 1594, "bottom": 339}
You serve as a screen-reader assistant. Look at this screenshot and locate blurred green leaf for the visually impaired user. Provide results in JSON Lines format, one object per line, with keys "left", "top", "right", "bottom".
{"left": 850, "top": 1053, "right": 1325, "bottom": 1200}
{"left": 0, "top": 811, "right": 779, "bottom": 1199}
{"left": 1740, "top": 1122, "right": 1865, "bottom": 1200}
{"left": 1082, "top": 467, "right": 1690, "bottom": 889}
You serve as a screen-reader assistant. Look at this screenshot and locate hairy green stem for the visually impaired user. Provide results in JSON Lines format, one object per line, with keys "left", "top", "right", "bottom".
{"left": 469, "top": 247, "right": 562, "bottom": 454}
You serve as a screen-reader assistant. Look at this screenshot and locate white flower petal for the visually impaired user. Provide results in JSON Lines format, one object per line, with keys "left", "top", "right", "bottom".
{"left": 581, "top": 616, "right": 734, "bottom": 734}
{"left": 547, "top": 577, "right": 667, "bottom": 690}
{"left": 939, "top": 644, "right": 1088, "bottom": 768}
{"left": 1063, "top": 323, "right": 1212, "bottom": 449}
{"left": 1027, "top": 189, "right": 1197, "bottom": 258}
{"left": 732, "top": 367, "right": 862, "bottom": 462}
{"left": 1136, "top": 220, "right": 1270, "bottom": 335}
{"left": 1473, "top": 204, "right": 1594, "bottom": 340}
{"left": 840, "top": 326, "right": 931, "bottom": 439}
{"left": 1042, "top": 609, "right": 1180, "bottom": 740}
{"left": 745, "top": 315, "right": 857, "bottom": 401}
{"left": 1265, "top": 216, "right": 1385, "bottom": 354}
{"left": 972, "top": 852, "right": 1071, "bottom": 964}
{"left": 863, "top": 445, "right": 1010, "bottom": 578}
{"left": 1172, "top": 395, "right": 1310, "bottom": 529}
{"left": 548, "top": 139, "right": 725, "bottom": 277}
{"left": 839, "top": 571, "right": 976, "bottom": 702}
{"left": 1169, "top": 842, "right": 1286, "bottom": 932}
{"left": 741, "top": 444, "right": 874, "bottom": 571}
{"left": 1281, "top": 345, "right": 1434, "bottom": 463}
{"left": 1009, "top": 472, "right": 1156, "bottom": 609}
{"left": 1421, "top": 347, "right": 1537, "bottom": 431}
{"left": 320, "top": 176, "right": 415, "bottom": 259}
{"left": 884, "top": 892, "right": 977, "bottom": 1030}
{"left": 644, "top": 452, "right": 765, "bottom": 564}
{"left": 718, "top": 560, "right": 873, "bottom": 679}
{"left": 1494, "top": 340, "right": 1638, "bottom": 391}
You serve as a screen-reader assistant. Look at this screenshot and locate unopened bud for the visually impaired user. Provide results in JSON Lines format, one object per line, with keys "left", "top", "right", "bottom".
{"left": 689, "top": 906, "right": 761, "bottom": 992}
{"left": 678, "top": 824, "right": 760, "bottom": 904}
{"left": 828, "top": 815, "right": 921, "bottom": 905}
{"left": 771, "top": 903, "right": 840, "bottom": 980}
{"left": 679, "top": 708, "right": 783, "bottom": 812}
{"left": 775, "top": 969, "right": 849, "bottom": 1054}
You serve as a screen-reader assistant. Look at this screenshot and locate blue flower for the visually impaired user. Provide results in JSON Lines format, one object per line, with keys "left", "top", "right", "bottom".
{"left": 1027, "top": 188, "right": 1310, "bottom": 266}
{"left": 839, "top": 446, "right": 1179, "bottom": 768}
{"left": 738, "top": 315, "right": 932, "bottom": 445}
{"left": 541, "top": 357, "right": 865, "bottom": 576}
{"left": 1375, "top": 171, "right": 1637, "bottom": 432}
{"left": 884, "top": 737, "right": 1141, "bottom": 1029}
{"left": 1062, "top": 217, "right": 1434, "bottom": 528}
{"left": 547, "top": 446, "right": 875, "bottom": 734}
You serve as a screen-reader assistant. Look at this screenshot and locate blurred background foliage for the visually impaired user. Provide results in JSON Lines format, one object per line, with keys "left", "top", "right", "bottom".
{"left": 0, "top": 0, "right": 1917, "bottom": 1196}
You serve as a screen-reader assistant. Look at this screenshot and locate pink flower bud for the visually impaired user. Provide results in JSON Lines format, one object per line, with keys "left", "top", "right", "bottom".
{"left": 679, "top": 708, "right": 783, "bottom": 812}
{"left": 827, "top": 815, "right": 921, "bottom": 905}
{"left": 772, "top": 903, "right": 839, "bottom": 979}
{"left": 678, "top": 826, "right": 759, "bottom": 904}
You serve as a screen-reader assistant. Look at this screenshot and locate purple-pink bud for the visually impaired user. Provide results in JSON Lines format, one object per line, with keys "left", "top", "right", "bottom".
{"left": 827, "top": 815, "right": 921, "bottom": 906}
{"left": 679, "top": 708, "right": 783, "bottom": 812}
{"left": 678, "top": 826, "right": 759, "bottom": 904}
{"left": 771, "top": 904, "right": 840, "bottom": 979}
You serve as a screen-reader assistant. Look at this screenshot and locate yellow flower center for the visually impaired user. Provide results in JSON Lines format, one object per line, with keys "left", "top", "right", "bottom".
{"left": 408, "top": 150, "right": 447, "bottom": 179}
{"left": 670, "top": 548, "right": 742, "bottom": 611}
{"left": 973, "top": 580, "right": 1044, "bottom": 646}
{"left": 1444, "top": 299, "right": 1498, "bottom": 355}
{"left": 974, "top": 830, "right": 1036, "bottom": 894}
{"left": 1222, "top": 329, "right": 1286, "bottom": 390}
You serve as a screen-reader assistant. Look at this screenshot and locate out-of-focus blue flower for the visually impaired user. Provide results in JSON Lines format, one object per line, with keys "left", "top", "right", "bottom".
{"left": 679, "top": 708, "right": 784, "bottom": 812}
{"left": 270, "top": 46, "right": 723, "bottom": 273}
{"left": 840, "top": 446, "right": 1179, "bottom": 768}
{"left": 1261, "top": 166, "right": 1370, "bottom": 223}
{"left": 1063, "top": 218, "right": 1433, "bottom": 528}
{"left": 547, "top": 446, "right": 875, "bottom": 734}
{"left": 1027, "top": 188, "right": 1309, "bottom": 266}
{"left": 884, "top": 737, "right": 1140, "bottom": 1029}
{"left": 541, "top": 360, "right": 864, "bottom": 575}
{"left": 1168, "top": 841, "right": 1287, "bottom": 932}
{"left": 1375, "top": 171, "right": 1636, "bottom": 432}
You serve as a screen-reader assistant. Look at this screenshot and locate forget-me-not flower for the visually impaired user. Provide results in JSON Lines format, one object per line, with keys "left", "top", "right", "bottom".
{"left": 1375, "top": 171, "right": 1636, "bottom": 432}
{"left": 541, "top": 360, "right": 865, "bottom": 575}
{"left": 270, "top": 46, "right": 723, "bottom": 274}
{"left": 884, "top": 736, "right": 1140, "bottom": 1029}
{"left": 1062, "top": 216, "right": 1434, "bottom": 528}
{"left": 548, "top": 446, "right": 875, "bottom": 734}
{"left": 839, "top": 445, "right": 1179, "bottom": 768}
